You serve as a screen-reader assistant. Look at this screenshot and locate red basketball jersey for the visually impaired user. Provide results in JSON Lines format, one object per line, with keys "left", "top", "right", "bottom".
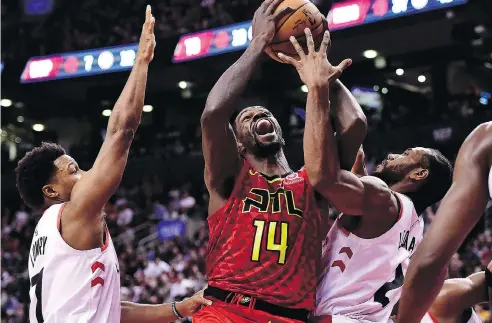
{"left": 206, "top": 160, "right": 326, "bottom": 310}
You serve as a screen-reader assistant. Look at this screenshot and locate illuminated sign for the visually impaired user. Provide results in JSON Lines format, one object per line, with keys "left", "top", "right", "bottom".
{"left": 20, "top": 44, "right": 138, "bottom": 83}
{"left": 173, "top": 0, "right": 466, "bottom": 62}
{"left": 20, "top": 0, "right": 467, "bottom": 82}
{"left": 173, "top": 22, "right": 253, "bottom": 62}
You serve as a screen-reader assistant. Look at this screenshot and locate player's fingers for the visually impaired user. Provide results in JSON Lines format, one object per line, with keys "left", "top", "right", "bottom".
{"left": 149, "top": 16, "right": 155, "bottom": 32}
{"left": 145, "top": 5, "right": 151, "bottom": 23}
{"left": 196, "top": 296, "right": 212, "bottom": 306}
{"left": 289, "top": 36, "right": 306, "bottom": 60}
{"left": 274, "top": 6, "right": 294, "bottom": 22}
{"left": 304, "top": 28, "right": 315, "bottom": 54}
{"left": 319, "top": 30, "right": 331, "bottom": 55}
{"left": 262, "top": 0, "right": 275, "bottom": 13}
{"left": 336, "top": 58, "right": 352, "bottom": 73}
{"left": 265, "top": 0, "right": 282, "bottom": 15}
{"left": 277, "top": 53, "right": 300, "bottom": 67}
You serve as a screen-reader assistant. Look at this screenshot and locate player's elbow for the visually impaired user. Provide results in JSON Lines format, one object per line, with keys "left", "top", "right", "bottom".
{"left": 340, "top": 113, "right": 367, "bottom": 140}
{"left": 306, "top": 166, "right": 337, "bottom": 191}
{"left": 108, "top": 109, "right": 141, "bottom": 136}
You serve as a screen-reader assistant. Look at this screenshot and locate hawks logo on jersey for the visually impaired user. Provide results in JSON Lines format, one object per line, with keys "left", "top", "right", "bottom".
{"left": 206, "top": 161, "right": 325, "bottom": 309}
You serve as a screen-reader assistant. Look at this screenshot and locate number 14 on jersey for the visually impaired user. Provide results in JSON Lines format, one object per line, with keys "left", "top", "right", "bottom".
{"left": 251, "top": 220, "right": 289, "bottom": 265}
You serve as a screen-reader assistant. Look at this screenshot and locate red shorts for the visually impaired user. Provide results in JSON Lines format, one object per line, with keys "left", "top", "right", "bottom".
{"left": 193, "top": 299, "right": 305, "bottom": 323}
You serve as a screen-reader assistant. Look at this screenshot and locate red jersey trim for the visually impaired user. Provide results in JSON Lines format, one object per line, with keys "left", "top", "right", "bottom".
{"left": 101, "top": 225, "right": 110, "bottom": 251}
{"left": 428, "top": 312, "right": 439, "bottom": 323}
{"left": 337, "top": 220, "right": 351, "bottom": 237}
{"left": 57, "top": 203, "right": 67, "bottom": 231}
{"left": 394, "top": 192, "right": 404, "bottom": 222}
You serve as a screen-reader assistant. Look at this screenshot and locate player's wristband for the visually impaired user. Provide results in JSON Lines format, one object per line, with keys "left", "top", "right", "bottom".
{"left": 172, "top": 301, "right": 184, "bottom": 319}
{"left": 486, "top": 267, "right": 492, "bottom": 288}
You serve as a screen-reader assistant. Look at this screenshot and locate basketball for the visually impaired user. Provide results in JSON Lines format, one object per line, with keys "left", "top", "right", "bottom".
{"left": 265, "top": 0, "right": 328, "bottom": 63}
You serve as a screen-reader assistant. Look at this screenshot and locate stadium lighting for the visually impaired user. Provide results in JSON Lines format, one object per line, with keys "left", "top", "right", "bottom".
{"left": 143, "top": 105, "right": 153, "bottom": 112}
{"left": 418, "top": 75, "right": 426, "bottom": 83}
{"left": 32, "top": 124, "right": 45, "bottom": 132}
{"left": 301, "top": 85, "right": 308, "bottom": 93}
{"left": 178, "top": 81, "right": 188, "bottom": 89}
{"left": 1, "top": 99, "right": 12, "bottom": 107}
{"left": 396, "top": 68, "right": 404, "bottom": 76}
{"left": 102, "top": 109, "right": 112, "bottom": 117}
{"left": 382, "top": 87, "right": 388, "bottom": 94}
{"left": 17, "top": 116, "right": 24, "bottom": 123}
{"left": 363, "top": 50, "right": 378, "bottom": 59}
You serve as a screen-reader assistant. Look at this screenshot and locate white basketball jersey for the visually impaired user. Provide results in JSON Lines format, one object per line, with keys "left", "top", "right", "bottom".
{"left": 420, "top": 309, "right": 482, "bottom": 323}
{"left": 28, "top": 203, "right": 121, "bottom": 323}
{"left": 488, "top": 166, "right": 492, "bottom": 198}
{"left": 315, "top": 192, "right": 424, "bottom": 323}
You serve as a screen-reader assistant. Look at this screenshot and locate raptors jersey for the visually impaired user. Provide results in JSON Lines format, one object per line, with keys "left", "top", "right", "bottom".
{"left": 315, "top": 192, "right": 424, "bottom": 323}
{"left": 28, "top": 203, "right": 121, "bottom": 323}
{"left": 489, "top": 166, "right": 492, "bottom": 198}
{"left": 206, "top": 160, "right": 325, "bottom": 309}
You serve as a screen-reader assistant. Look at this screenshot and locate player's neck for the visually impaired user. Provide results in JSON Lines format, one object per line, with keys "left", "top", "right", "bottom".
{"left": 246, "top": 150, "right": 291, "bottom": 177}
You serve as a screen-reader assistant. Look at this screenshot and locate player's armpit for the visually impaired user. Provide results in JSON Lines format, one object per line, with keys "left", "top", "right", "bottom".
{"left": 430, "top": 272, "right": 488, "bottom": 318}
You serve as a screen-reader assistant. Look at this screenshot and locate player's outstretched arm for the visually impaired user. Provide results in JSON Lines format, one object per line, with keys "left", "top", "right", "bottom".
{"left": 331, "top": 80, "right": 367, "bottom": 170}
{"left": 121, "top": 290, "right": 212, "bottom": 323}
{"left": 279, "top": 29, "right": 396, "bottom": 217}
{"left": 201, "top": 0, "right": 292, "bottom": 211}
{"left": 428, "top": 267, "right": 489, "bottom": 320}
{"left": 397, "top": 122, "right": 492, "bottom": 323}
{"left": 62, "top": 6, "right": 155, "bottom": 246}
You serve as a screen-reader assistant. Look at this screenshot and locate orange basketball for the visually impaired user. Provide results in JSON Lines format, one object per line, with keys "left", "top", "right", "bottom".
{"left": 265, "top": 0, "right": 328, "bottom": 63}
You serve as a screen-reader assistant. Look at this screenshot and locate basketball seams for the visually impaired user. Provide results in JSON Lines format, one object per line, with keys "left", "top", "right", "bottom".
{"left": 272, "top": 3, "right": 323, "bottom": 44}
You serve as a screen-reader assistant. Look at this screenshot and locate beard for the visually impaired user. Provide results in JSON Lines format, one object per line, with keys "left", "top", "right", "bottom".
{"left": 372, "top": 164, "right": 406, "bottom": 186}
{"left": 240, "top": 119, "right": 285, "bottom": 159}
{"left": 251, "top": 139, "right": 284, "bottom": 159}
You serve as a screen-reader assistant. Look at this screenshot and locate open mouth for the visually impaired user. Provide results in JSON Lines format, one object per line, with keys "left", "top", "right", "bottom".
{"left": 254, "top": 118, "right": 275, "bottom": 138}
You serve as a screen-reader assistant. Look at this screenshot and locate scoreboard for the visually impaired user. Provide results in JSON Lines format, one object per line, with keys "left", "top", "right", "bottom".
{"left": 172, "top": 0, "right": 467, "bottom": 62}
{"left": 20, "top": 0, "right": 466, "bottom": 82}
{"left": 20, "top": 44, "right": 138, "bottom": 83}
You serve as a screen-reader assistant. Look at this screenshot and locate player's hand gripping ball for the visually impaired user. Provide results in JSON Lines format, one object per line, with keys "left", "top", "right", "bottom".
{"left": 264, "top": 0, "right": 329, "bottom": 63}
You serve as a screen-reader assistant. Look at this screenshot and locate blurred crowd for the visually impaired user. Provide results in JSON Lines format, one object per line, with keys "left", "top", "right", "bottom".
{"left": 2, "top": 0, "right": 262, "bottom": 60}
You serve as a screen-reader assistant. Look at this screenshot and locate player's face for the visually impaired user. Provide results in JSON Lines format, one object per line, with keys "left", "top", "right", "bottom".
{"left": 43, "top": 155, "right": 85, "bottom": 203}
{"left": 234, "top": 106, "right": 284, "bottom": 158}
{"left": 373, "top": 147, "right": 430, "bottom": 185}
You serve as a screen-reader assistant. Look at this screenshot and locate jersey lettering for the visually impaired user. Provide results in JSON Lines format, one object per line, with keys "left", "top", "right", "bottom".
{"left": 398, "top": 230, "right": 416, "bottom": 252}
{"left": 30, "top": 236, "right": 48, "bottom": 267}
{"left": 31, "top": 268, "right": 45, "bottom": 322}
{"left": 374, "top": 263, "right": 404, "bottom": 307}
{"left": 242, "top": 188, "right": 303, "bottom": 217}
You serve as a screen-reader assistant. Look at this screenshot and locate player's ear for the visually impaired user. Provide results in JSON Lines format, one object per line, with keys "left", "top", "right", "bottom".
{"left": 42, "top": 184, "right": 59, "bottom": 199}
{"left": 409, "top": 168, "right": 429, "bottom": 182}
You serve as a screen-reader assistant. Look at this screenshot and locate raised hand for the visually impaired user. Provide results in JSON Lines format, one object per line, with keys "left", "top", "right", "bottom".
{"left": 278, "top": 29, "right": 352, "bottom": 88}
{"left": 252, "top": 0, "right": 294, "bottom": 45}
{"left": 137, "top": 5, "right": 156, "bottom": 64}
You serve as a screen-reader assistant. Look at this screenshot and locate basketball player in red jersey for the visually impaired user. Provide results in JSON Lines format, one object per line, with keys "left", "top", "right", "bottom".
{"left": 17, "top": 6, "right": 210, "bottom": 322}
{"left": 195, "top": 1, "right": 366, "bottom": 322}
{"left": 397, "top": 122, "right": 492, "bottom": 323}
